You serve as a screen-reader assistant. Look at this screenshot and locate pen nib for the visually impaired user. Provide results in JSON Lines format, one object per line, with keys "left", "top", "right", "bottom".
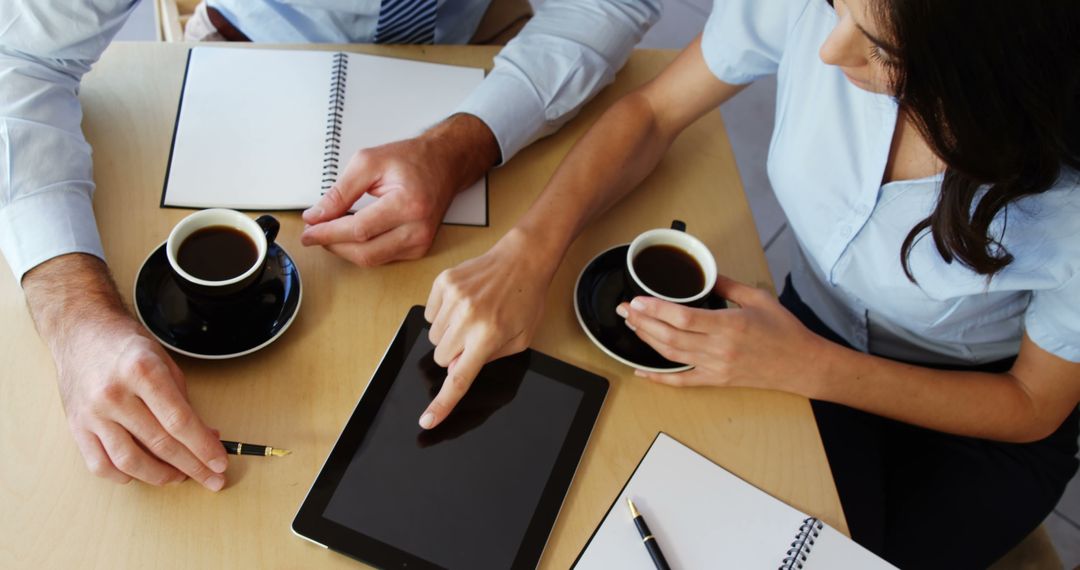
{"left": 627, "top": 497, "right": 640, "bottom": 518}
{"left": 269, "top": 448, "right": 292, "bottom": 457}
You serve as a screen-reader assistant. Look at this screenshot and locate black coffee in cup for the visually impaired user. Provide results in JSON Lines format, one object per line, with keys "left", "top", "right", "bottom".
{"left": 177, "top": 225, "right": 258, "bottom": 281}
{"left": 632, "top": 245, "right": 705, "bottom": 299}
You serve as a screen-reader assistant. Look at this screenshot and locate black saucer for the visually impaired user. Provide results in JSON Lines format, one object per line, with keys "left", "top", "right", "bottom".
{"left": 134, "top": 242, "right": 302, "bottom": 359}
{"left": 574, "top": 244, "right": 726, "bottom": 372}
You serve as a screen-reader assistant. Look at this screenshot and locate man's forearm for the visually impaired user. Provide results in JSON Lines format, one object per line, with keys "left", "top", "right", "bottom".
{"left": 23, "top": 254, "right": 133, "bottom": 355}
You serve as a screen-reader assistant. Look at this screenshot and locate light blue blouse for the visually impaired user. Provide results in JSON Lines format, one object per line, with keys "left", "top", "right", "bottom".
{"left": 702, "top": 0, "right": 1080, "bottom": 364}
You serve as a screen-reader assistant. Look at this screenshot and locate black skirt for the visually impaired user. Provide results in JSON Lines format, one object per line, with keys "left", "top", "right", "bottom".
{"left": 779, "top": 275, "right": 1079, "bottom": 569}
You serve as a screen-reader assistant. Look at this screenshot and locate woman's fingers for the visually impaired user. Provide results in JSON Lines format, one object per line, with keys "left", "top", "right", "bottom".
{"left": 634, "top": 368, "right": 708, "bottom": 387}
{"left": 621, "top": 301, "right": 704, "bottom": 352}
{"left": 625, "top": 297, "right": 712, "bottom": 332}
{"left": 633, "top": 324, "right": 694, "bottom": 365}
{"left": 712, "top": 274, "right": 770, "bottom": 308}
{"left": 419, "top": 342, "right": 491, "bottom": 430}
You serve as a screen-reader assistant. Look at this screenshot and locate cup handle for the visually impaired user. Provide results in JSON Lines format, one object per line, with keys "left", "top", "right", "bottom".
{"left": 256, "top": 215, "right": 280, "bottom": 246}
{"left": 671, "top": 220, "right": 687, "bottom": 232}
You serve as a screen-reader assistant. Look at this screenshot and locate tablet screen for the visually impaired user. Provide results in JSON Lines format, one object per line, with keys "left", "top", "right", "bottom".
{"left": 294, "top": 307, "right": 607, "bottom": 570}
{"left": 323, "top": 332, "right": 582, "bottom": 568}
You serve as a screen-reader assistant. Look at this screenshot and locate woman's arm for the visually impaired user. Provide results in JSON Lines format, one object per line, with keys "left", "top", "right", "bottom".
{"left": 417, "top": 36, "right": 748, "bottom": 429}
{"left": 814, "top": 333, "right": 1080, "bottom": 443}
{"left": 624, "top": 276, "right": 1080, "bottom": 443}
{"left": 508, "top": 35, "right": 749, "bottom": 261}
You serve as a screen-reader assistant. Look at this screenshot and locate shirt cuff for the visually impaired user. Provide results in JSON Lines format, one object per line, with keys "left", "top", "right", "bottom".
{"left": 454, "top": 70, "right": 548, "bottom": 166}
{"left": 0, "top": 188, "right": 104, "bottom": 285}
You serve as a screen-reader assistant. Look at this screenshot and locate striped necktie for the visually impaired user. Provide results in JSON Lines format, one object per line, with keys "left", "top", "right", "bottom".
{"left": 373, "top": 0, "right": 438, "bottom": 44}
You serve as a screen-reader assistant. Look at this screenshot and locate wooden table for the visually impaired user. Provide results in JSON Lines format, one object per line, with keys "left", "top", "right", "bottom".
{"left": 0, "top": 42, "right": 845, "bottom": 568}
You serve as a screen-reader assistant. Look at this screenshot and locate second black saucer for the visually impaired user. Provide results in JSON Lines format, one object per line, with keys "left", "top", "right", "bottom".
{"left": 574, "top": 244, "right": 726, "bottom": 373}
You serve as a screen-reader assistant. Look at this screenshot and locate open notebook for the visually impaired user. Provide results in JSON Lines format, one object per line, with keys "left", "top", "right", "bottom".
{"left": 573, "top": 433, "right": 895, "bottom": 569}
{"left": 162, "top": 47, "right": 487, "bottom": 226}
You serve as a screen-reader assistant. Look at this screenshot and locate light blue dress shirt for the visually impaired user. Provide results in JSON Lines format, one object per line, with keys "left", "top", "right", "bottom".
{"left": 0, "top": 0, "right": 658, "bottom": 283}
{"left": 702, "top": 0, "right": 1080, "bottom": 364}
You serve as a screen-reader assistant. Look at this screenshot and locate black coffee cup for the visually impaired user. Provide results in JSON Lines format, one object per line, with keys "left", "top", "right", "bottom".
{"left": 625, "top": 220, "right": 718, "bottom": 308}
{"left": 165, "top": 209, "right": 280, "bottom": 299}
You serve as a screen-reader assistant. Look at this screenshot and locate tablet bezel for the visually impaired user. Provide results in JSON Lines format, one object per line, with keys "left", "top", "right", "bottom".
{"left": 292, "top": 305, "right": 609, "bottom": 569}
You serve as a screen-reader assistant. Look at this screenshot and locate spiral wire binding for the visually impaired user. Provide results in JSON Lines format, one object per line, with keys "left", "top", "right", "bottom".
{"left": 321, "top": 52, "right": 348, "bottom": 195}
{"left": 779, "top": 517, "right": 823, "bottom": 570}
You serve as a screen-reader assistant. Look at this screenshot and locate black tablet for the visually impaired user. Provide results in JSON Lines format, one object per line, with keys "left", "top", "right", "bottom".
{"left": 292, "top": 306, "right": 608, "bottom": 569}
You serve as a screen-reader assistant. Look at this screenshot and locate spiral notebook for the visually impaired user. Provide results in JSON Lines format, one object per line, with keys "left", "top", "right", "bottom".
{"left": 162, "top": 47, "right": 487, "bottom": 226}
{"left": 573, "top": 433, "right": 895, "bottom": 569}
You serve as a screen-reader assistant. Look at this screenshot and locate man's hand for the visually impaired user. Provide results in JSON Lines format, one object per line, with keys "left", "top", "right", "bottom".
{"left": 24, "top": 254, "right": 228, "bottom": 490}
{"left": 300, "top": 113, "right": 500, "bottom": 266}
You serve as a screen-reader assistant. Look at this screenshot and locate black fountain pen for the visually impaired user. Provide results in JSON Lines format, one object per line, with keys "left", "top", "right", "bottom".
{"left": 628, "top": 497, "right": 671, "bottom": 570}
{"left": 221, "top": 440, "right": 291, "bottom": 457}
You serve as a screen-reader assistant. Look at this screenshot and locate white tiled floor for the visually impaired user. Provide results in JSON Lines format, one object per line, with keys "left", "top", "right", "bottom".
{"left": 636, "top": 1, "right": 1080, "bottom": 565}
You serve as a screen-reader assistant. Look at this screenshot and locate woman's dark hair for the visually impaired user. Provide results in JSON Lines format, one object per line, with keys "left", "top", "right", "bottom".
{"left": 833, "top": 1, "right": 1080, "bottom": 280}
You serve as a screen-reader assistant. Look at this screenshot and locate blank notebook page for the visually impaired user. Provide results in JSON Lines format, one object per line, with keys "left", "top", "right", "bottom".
{"left": 162, "top": 47, "right": 487, "bottom": 225}
{"left": 164, "top": 48, "right": 329, "bottom": 209}
{"left": 573, "top": 433, "right": 896, "bottom": 569}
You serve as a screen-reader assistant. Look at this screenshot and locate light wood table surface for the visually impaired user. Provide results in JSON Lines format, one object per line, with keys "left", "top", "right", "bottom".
{"left": 0, "top": 42, "right": 845, "bottom": 569}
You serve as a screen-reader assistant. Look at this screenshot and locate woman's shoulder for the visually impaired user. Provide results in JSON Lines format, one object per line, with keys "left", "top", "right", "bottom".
{"left": 1048, "top": 165, "right": 1080, "bottom": 191}
{"left": 1001, "top": 166, "right": 1080, "bottom": 282}
{"left": 1011, "top": 166, "right": 1080, "bottom": 222}
{"left": 701, "top": 0, "right": 819, "bottom": 84}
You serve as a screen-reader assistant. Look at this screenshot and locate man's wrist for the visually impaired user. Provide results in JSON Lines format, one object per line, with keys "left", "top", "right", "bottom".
{"left": 23, "top": 254, "right": 135, "bottom": 351}
{"left": 423, "top": 113, "right": 501, "bottom": 194}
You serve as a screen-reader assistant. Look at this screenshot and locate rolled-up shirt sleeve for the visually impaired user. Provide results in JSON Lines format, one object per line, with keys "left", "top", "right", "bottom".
{"left": 1026, "top": 272, "right": 1080, "bottom": 362}
{"left": 700, "top": 0, "right": 813, "bottom": 85}
{"left": 0, "top": 1, "right": 135, "bottom": 283}
{"left": 455, "top": 0, "right": 660, "bottom": 164}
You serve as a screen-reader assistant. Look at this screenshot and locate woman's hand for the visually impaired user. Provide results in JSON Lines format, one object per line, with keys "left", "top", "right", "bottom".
{"left": 618, "top": 275, "right": 829, "bottom": 392}
{"left": 421, "top": 229, "right": 560, "bottom": 429}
